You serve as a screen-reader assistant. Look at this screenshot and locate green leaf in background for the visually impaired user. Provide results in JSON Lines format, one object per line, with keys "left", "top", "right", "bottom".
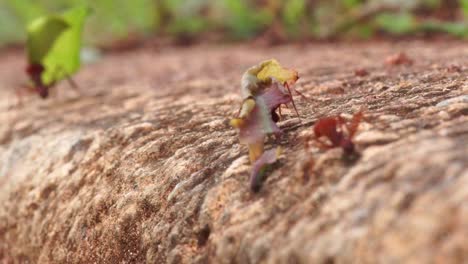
{"left": 163, "top": 0, "right": 210, "bottom": 35}
{"left": 168, "top": 17, "right": 208, "bottom": 35}
{"left": 282, "top": 0, "right": 306, "bottom": 36}
{"left": 0, "top": 4, "right": 31, "bottom": 45}
{"left": 420, "top": 20, "right": 468, "bottom": 37}
{"left": 6, "top": 0, "right": 45, "bottom": 24}
{"left": 42, "top": 5, "right": 90, "bottom": 85}
{"left": 348, "top": 24, "right": 374, "bottom": 39}
{"left": 88, "top": 0, "right": 157, "bottom": 39}
{"left": 461, "top": 0, "right": 468, "bottom": 17}
{"left": 222, "top": 0, "right": 272, "bottom": 39}
{"left": 26, "top": 16, "right": 69, "bottom": 64}
{"left": 3, "top": 0, "right": 468, "bottom": 46}
{"left": 424, "top": 0, "right": 441, "bottom": 9}
{"left": 374, "top": 12, "right": 416, "bottom": 35}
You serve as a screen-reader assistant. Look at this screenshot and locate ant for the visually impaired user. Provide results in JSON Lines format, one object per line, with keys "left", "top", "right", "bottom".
{"left": 25, "top": 63, "right": 49, "bottom": 98}
{"left": 385, "top": 52, "right": 413, "bottom": 66}
{"left": 20, "top": 62, "right": 79, "bottom": 100}
{"left": 354, "top": 68, "right": 369, "bottom": 77}
{"left": 307, "top": 111, "right": 364, "bottom": 157}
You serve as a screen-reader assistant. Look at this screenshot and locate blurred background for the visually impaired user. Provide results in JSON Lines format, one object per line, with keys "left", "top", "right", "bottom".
{"left": 1, "top": 0, "right": 467, "bottom": 48}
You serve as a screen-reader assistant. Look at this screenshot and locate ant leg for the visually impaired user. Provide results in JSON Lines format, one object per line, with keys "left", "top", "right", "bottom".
{"left": 14, "top": 88, "right": 25, "bottom": 107}
{"left": 236, "top": 104, "right": 243, "bottom": 116}
{"left": 55, "top": 66, "right": 81, "bottom": 95}
{"left": 347, "top": 111, "right": 364, "bottom": 138}
{"left": 336, "top": 115, "right": 346, "bottom": 126}
{"left": 14, "top": 85, "right": 36, "bottom": 106}
{"left": 305, "top": 135, "right": 324, "bottom": 150}
{"left": 292, "top": 87, "right": 309, "bottom": 101}
{"left": 336, "top": 115, "right": 350, "bottom": 134}
{"left": 285, "top": 83, "right": 301, "bottom": 120}
{"left": 65, "top": 74, "right": 80, "bottom": 92}
{"left": 312, "top": 137, "right": 334, "bottom": 150}
{"left": 278, "top": 105, "right": 283, "bottom": 120}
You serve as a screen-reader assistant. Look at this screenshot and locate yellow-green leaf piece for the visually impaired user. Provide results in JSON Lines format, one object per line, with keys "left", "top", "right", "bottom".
{"left": 26, "top": 16, "right": 69, "bottom": 64}
{"left": 256, "top": 59, "right": 299, "bottom": 85}
{"left": 42, "top": 5, "right": 90, "bottom": 85}
{"left": 240, "top": 59, "right": 299, "bottom": 99}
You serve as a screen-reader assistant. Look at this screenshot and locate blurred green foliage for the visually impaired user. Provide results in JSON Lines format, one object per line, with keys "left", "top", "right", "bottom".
{"left": 1, "top": 0, "right": 467, "bottom": 47}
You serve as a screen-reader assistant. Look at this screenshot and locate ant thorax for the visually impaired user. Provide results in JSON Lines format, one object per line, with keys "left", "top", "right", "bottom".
{"left": 26, "top": 63, "right": 45, "bottom": 83}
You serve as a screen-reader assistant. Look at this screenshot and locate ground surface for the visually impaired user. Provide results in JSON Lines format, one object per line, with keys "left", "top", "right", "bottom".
{"left": 0, "top": 41, "right": 467, "bottom": 263}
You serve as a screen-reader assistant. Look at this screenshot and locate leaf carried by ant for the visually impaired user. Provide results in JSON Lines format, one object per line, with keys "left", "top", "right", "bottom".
{"left": 27, "top": 5, "right": 90, "bottom": 86}
{"left": 231, "top": 80, "right": 292, "bottom": 162}
{"left": 232, "top": 59, "right": 299, "bottom": 163}
{"left": 241, "top": 59, "right": 299, "bottom": 98}
{"left": 256, "top": 59, "right": 299, "bottom": 85}
{"left": 41, "top": 5, "right": 90, "bottom": 85}
{"left": 26, "top": 16, "right": 69, "bottom": 64}
{"left": 250, "top": 147, "right": 281, "bottom": 192}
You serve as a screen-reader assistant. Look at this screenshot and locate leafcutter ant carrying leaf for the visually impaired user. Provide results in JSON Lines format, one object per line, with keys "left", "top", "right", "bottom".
{"left": 255, "top": 59, "right": 307, "bottom": 119}
{"left": 23, "top": 5, "right": 90, "bottom": 99}
{"left": 231, "top": 80, "right": 293, "bottom": 162}
{"left": 308, "top": 111, "right": 364, "bottom": 158}
{"left": 231, "top": 59, "right": 303, "bottom": 163}
{"left": 231, "top": 59, "right": 303, "bottom": 192}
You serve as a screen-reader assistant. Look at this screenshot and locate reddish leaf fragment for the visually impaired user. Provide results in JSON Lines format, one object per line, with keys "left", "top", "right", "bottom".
{"left": 250, "top": 147, "right": 281, "bottom": 192}
{"left": 232, "top": 80, "right": 292, "bottom": 162}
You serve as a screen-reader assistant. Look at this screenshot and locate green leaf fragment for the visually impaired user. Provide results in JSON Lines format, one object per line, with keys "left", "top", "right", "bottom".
{"left": 26, "top": 5, "right": 90, "bottom": 85}
{"left": 42, "top": 5, "right": 90, "bottom": 85}
{"left": 420, "top": 21, "right": 468, "bottom": 37}
{"left": 250, "top": 147, "right": 281, "bottom": 192}
{"left": 256, "top": 59, "right": 299, "bottom": 85}
{"left": 241, "top": 59, "right": 299, "bottom": 98}
{"left": 26, "top": 16, "right": 69, "bottom": 64}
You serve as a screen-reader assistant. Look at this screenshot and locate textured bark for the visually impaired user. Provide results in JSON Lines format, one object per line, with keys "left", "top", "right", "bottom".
{"left": 0, "top": 42, "right": 467, "bottom": 263}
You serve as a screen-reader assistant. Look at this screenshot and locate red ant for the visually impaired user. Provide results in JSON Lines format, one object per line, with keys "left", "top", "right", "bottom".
{"left": 354, "top": 68, "right": 369, "bottom": 77}
{"left": 25, "top": 63, "right": 49, "bottom": 98}
{"left": 21, "top": 63, "right": 79, "bottom": 100}
{"left": 385, "top": 52, "right": 413, "bottom": 66}
{"left": 307, "top": 111, "right": 363, "bottom": 156}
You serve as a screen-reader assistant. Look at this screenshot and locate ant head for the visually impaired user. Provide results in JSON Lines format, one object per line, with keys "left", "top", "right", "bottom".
{"left": 26, "top": 63, "right": 45, "bottom": 76}
{"left": 36, "top": 85, "right": 49, "bottom": 98}
{"left": 341, "top": 139, "right": 355, "bottom": 155}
